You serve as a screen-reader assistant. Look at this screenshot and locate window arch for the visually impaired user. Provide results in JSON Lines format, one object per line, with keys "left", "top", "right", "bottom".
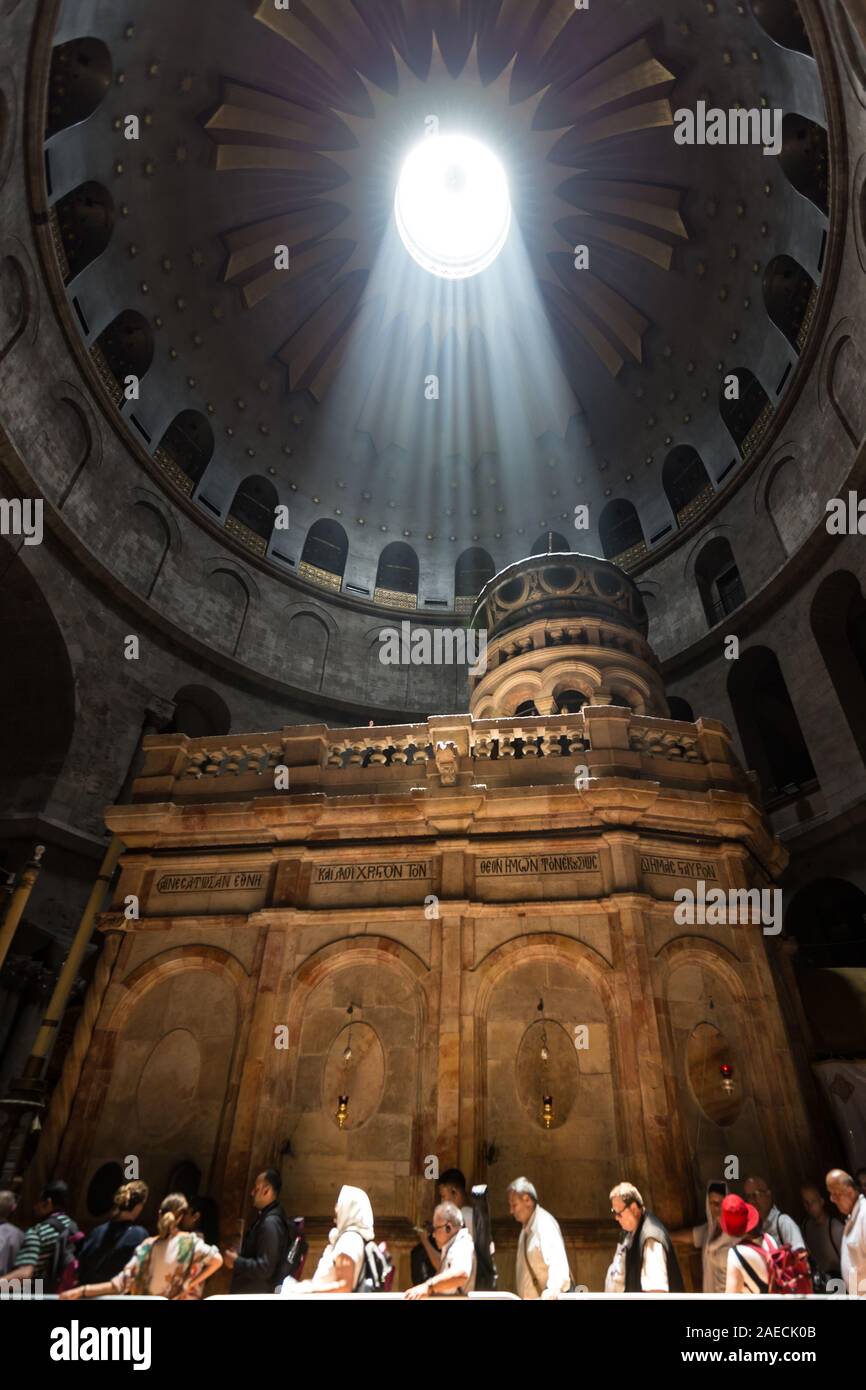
{"left": 53, "top": 181, "right": 114, "bottom": 283}
{"left": 529, "top": 531, "right": 570, "bottom": 556}
{"left": 514, "top": 700, "right": 540, "bottom": 717}
{"left": 375, "top": 542, "right": 419, "bottom": 608}
{"left": 93, "top": 310, "right": 154, "bottom": 403}
{"left": 46, "top": 38, "right": 112, "bottom": 137}
{"left": 762, "top": 254, "right": 817, "bottom": 352}
{"left": 169, "top": 685, "right": 231, "bottom": 739}
{"left": 695, "top": 537, "right": 746, "bottom": 626}
{"left": 727, "top": 646, "right": 816, "bottom": 802}
{"left": 719, "top": 369, "right": 773, "bottom": 458}
{"left": 455, "top": 548, "right": 495, "bottom": 612}
{"left": 778, "top": 113, "right": 829, "bottom": 213}
{"left": 555, "top": 689, "right": 589, "bottom": 714}
{"left": 301, "top": 519, "right": 348, "bottom": 588}
{"left": 227, "top": 475, "right": 278, "bottom": 555}
{"left": 668, "top": 695, "right": 695, "bottom": 722}
{"left": 598, "top": 500, "right": 646, "bottom": 568}
{"left": 662, "top": 447, "right": 713, "bottom": 527}
{"left": 810, "top": 570, "right": 866, "bottom": 763}
{"left": 155, "top": 411, "right": 214, "bottom": 495}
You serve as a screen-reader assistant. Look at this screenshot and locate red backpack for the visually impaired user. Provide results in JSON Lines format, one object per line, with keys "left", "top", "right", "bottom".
{"left": 735, "top": 1235, "right": 813, "bottom": 1295}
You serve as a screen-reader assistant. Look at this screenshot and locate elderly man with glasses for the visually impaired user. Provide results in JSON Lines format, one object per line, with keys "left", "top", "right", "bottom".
{"left": 404, "top": 1202, "right": 476, "bottom": 1299}
{"left": 605, "top": 1182, "right": 683, "bottom": 1293}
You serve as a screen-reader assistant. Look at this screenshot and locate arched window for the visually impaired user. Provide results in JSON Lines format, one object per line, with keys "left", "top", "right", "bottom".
{"left": 749, "top": 1, "right": 812, "bottom": 54}
{"left": 727, "top": 646, "right": 816, "bottom": 802}
{"left": 719, "top": 369, "right": 773, "bottom": 458}
{"left": 93, "top": 310, "right": 153, "bottom": 403}
{"left": 555, "top": 689, "right": 589, "bottom": 714}
{"left": 375, "top": 542, "right": 419, "bottom": 608}
{"left": 455, "top": 548, "right": 495, "bottom": 612}
{"left": 227, "top": 475, "right": 278, "bottom": 554}
{"left": 695, "top": 537, "right": 746, "bottom": 626}
{"left": 662, "top": 447, "right": 713, "bottom": 527}
{"left": 811, "top": 571, "right": 866, "bottom": 763}
{"left": 169, "top": 685, "right": 231, "bottom": 739}
{"left": 529, "top": 532, "right": 570, "bottom": 556}
{"left": 668, "top": 695, "right": 695, "bottom": 722}
{"left": 301, "top": 519, "right": 348, "bottom": 589}
{"left": 53, "top": 182, "right": 114, "bottom": 283}
{"left": 155, "top": 411, "right": 214, "bottom": 495}
{"left": 762, "top": 255, "right": 817, "bottom": 353}
{"left": 598, "top": 500, "right": 646, "bottom": 568}
{"left": 778, "top": 113, "right": 829, "bottom": 213}
{"left": 515, "top": 700, "right": 540, "bottom": 717}
{"left": 46, "top": 38, "right": 112, "bottom": 137}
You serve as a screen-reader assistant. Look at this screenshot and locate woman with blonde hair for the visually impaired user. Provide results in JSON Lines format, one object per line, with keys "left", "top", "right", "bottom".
{"left": 62, "top": 1193, "right": 222, "bottom": 1300}
{"left": 76, "top": 1178, "right": 150, "bottom": 1286}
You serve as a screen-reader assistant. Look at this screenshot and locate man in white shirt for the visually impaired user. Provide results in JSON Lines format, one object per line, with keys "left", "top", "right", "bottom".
{"left": 508, "top": 1177, "right": 571, "bottom": 1300}
{"left": 743, "top": 1175, "right": 805, "bottom": 1249}
{"left": 826, "top": 1168, "right": 866, "bottom": 1297}
{"left": 404, "top": 1203, "right": 475, "bottom": 1299}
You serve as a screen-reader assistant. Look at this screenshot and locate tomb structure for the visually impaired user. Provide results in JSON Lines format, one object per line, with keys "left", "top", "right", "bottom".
{"left": 48, "top": 553, "right": 818, "bottom": 1289}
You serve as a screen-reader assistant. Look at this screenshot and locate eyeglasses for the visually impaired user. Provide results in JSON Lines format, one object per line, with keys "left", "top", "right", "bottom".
{"left": 432, "top": 1223, "right": 453, "bottom": 1234}
{"left": 610, "top": 1203, "right": 633, "bottom": 1219}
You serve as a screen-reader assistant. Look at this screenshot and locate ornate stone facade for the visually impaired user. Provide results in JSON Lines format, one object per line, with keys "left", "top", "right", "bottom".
{"left": 48, "top": 556, "right": 822, "bottom": 1291}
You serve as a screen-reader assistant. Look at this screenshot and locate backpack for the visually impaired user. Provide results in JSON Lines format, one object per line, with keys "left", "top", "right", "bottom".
{"left": 45, "top": 1215, "right": 82, "bottom": 1294}
{"left": 354, "top": 1240, "right": 394, "bottom": 1293}
{"left": 275, "top": 1216, "right": 308, "bottom": 1287}
{"left": 735, "top": 1237, "right": 813, "bottom": 1295}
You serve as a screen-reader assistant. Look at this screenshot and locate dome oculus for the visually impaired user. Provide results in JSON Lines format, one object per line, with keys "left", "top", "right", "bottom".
{"left": 394, "top": 134, "right": 512, "bottom": 280}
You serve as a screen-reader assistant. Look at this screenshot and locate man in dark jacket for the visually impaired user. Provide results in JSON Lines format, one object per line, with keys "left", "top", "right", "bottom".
{"left": 224, "top": 1169, "right": 289, "bottom": 1294}
{"left": 608, "top": 1182, "right": 684, "bottom": 1293}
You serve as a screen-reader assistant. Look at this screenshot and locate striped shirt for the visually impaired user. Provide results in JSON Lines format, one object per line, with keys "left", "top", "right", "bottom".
{"left": 15, "top": 1212, "right": 78, "bottom": 1283}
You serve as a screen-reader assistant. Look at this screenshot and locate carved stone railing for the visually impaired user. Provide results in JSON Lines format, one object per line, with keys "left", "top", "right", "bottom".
{"left": 628, "top": 723, "right": 703, "bottom": 762}
{"left": 129, "top": 707, "right": 746, "bottom": 805}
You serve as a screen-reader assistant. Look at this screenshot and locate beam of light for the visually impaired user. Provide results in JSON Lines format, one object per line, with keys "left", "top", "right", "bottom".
{"left": 394, "top": 134, "right": 512, "bottom": 281}
{"left": 310, "top": 139, "right": 584, "bottom": 564}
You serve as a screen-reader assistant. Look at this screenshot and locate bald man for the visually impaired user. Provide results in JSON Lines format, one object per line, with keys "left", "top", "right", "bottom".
{"left": 826, "top": 1169, "right": 866, "bottom": 1297}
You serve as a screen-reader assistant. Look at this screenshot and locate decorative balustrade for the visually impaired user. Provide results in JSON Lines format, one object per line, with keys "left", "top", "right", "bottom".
{"left": 628, "top": 723, "right": 703, "bottom": 762}
{"left": 132, "top": 708, "right": 739, "bottom": 803}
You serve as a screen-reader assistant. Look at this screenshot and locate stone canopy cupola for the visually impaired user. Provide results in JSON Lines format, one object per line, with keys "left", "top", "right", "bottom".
{"left": 469, "top": 552, "right": 668, "bottom": 721}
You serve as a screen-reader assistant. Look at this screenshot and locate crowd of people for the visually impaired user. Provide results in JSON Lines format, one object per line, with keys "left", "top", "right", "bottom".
{"left": 0, "top": 1162, "right": 864, "bottom": 1299}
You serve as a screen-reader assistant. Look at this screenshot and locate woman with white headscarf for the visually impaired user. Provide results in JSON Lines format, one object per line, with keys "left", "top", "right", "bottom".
{"left": 282, "top": 1186, "right": 374, "bottom": 1295}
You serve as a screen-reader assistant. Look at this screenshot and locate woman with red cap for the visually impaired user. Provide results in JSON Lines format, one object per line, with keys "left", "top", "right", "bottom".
{"left": 721, "top": 1193, "right": 777, "bottom": 1294}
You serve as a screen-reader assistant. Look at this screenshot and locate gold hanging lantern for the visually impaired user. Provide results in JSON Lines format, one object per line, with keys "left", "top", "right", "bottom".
{"left": 336, "top": 1095, "right": 349, "bottom": 1129}
{"left": 542, "top": 1095, "right": 554, "bottom": 1130}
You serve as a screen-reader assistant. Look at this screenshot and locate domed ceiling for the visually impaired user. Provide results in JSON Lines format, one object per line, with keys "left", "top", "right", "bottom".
{"left": 41, "top": 0, "right": 830, "bottom": 598}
